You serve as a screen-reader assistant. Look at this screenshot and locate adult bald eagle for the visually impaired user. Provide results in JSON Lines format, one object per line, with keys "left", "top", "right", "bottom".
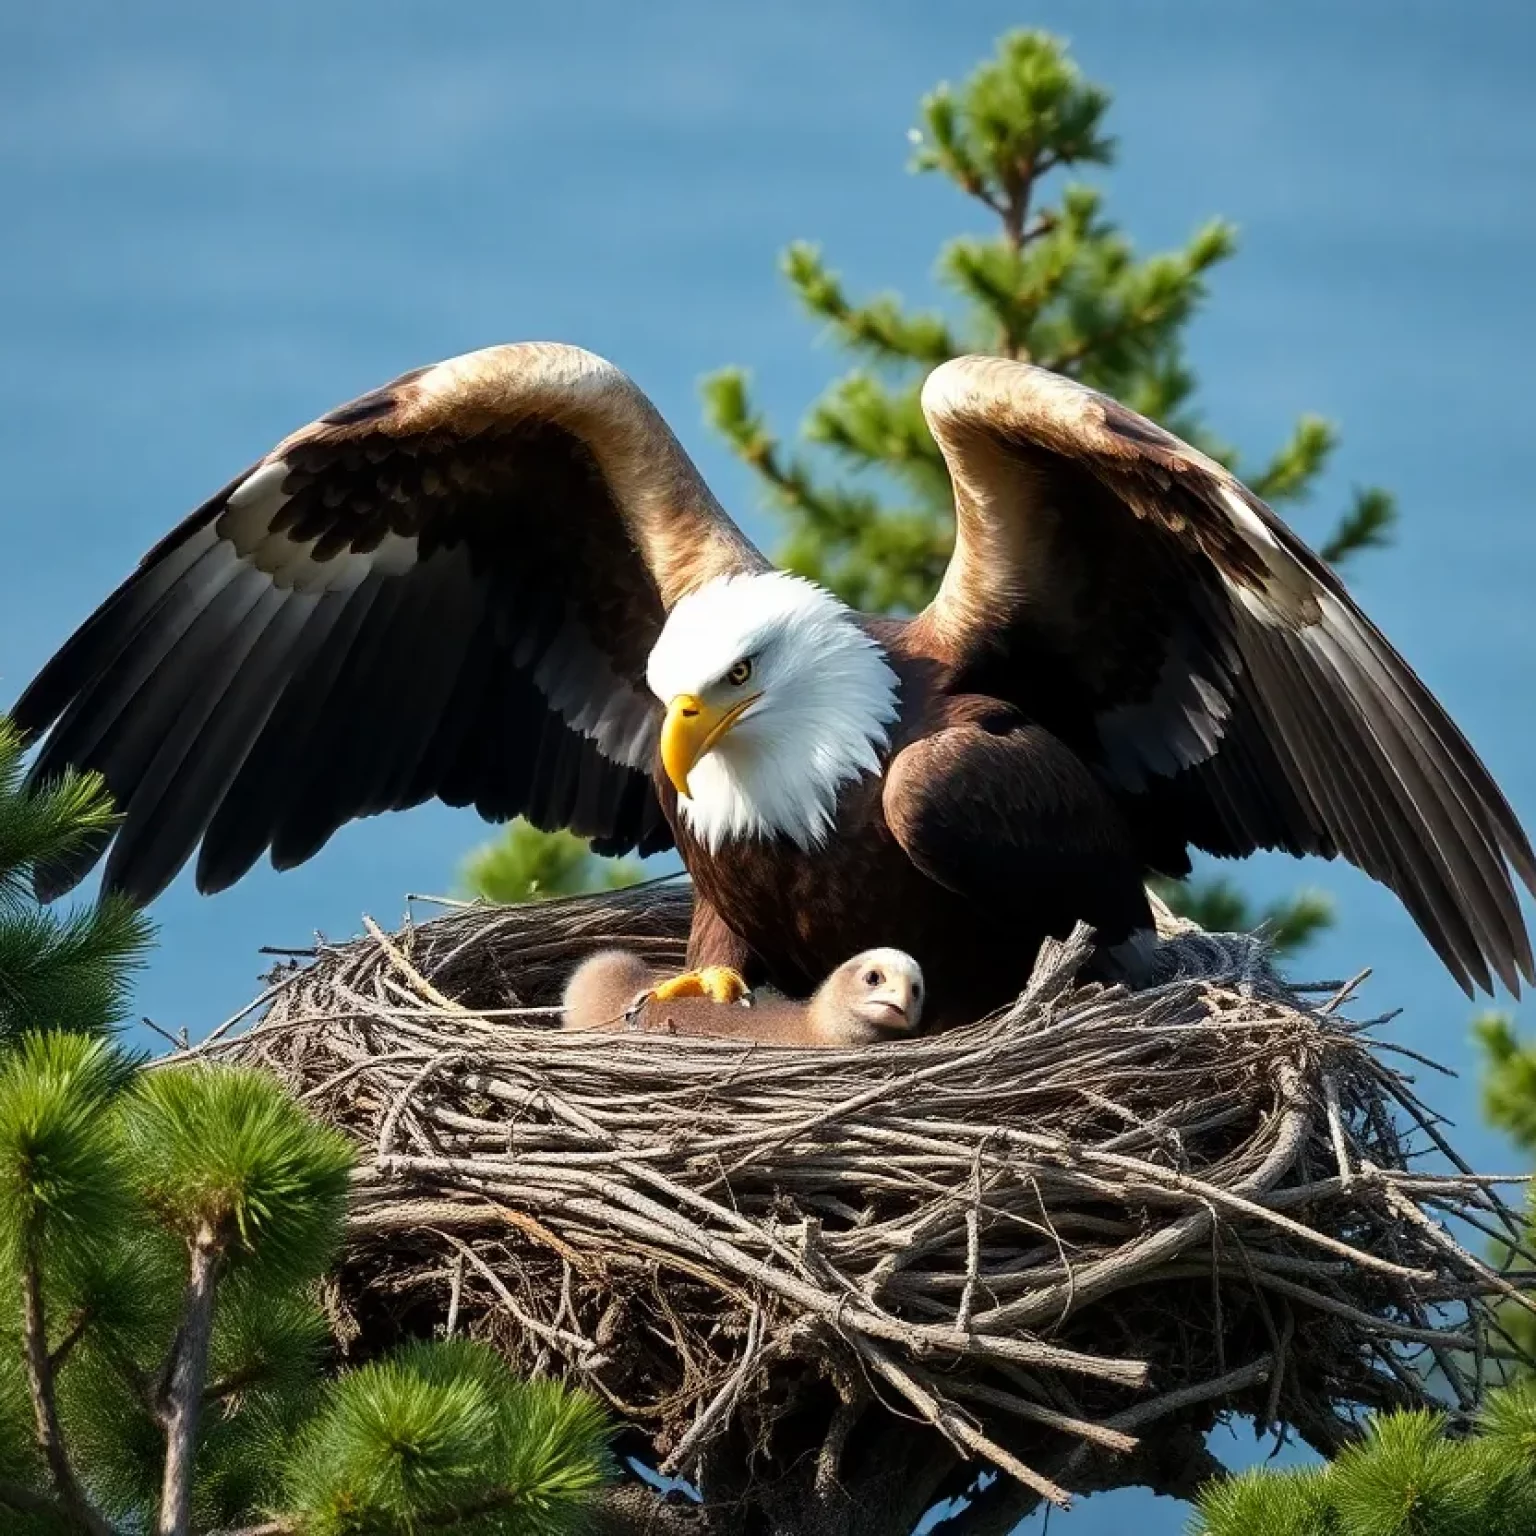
{"left": 12, "top": 344, "right": 1535, "bottom": 1024}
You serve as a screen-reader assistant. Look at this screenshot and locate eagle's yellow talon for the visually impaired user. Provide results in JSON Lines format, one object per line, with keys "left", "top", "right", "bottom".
{"left": 649, "top": 967, "right": 750, "bottom": 1006}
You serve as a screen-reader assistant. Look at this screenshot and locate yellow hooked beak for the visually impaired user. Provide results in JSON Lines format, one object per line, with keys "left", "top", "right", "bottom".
{"left": 660, "top": 692, "right": 761, "bottom": 797}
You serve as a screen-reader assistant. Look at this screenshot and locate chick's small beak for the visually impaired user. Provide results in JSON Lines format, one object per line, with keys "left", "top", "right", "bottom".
{"left": 866, "top": 978, "right": 918, "bottom": 1031}
{"left": 660, "top": 692, "right": 758, "bottom": 797}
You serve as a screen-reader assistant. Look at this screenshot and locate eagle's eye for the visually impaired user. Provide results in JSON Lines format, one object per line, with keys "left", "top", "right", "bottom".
{"left": 863, "top": 969, "right": 883, "bottom": 987}
{"left": 726, "top": 658, "right": 753, "bottom": 688}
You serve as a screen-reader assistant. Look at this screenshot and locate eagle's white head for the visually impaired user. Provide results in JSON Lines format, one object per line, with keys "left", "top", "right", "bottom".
{"left": 645, "top": 571, "right": 900, "bottom": 853}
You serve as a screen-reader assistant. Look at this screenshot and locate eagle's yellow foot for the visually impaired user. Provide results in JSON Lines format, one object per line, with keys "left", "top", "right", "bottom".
{"left": 648, "top": 967, "right": 751, "bottom": 1006}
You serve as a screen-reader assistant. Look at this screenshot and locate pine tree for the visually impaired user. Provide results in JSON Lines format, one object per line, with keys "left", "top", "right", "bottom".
{"left": 461, "top": 29, "right": 1387, "bottom": 950}
{"left": 1191, "top": 1383, "right": 1536, "bottom": 1535}
{"left": 0, "top": 714, "right": 615, "bottom": 1535}
{"left": 461, "top": 820, "right": 640, "bottom": 906}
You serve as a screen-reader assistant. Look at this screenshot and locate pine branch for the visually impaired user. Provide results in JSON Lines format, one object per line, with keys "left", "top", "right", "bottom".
{"left": 0, "top": 1478, "right": 73, "bottom": 1521}
{"left": 461, "top": 820, "right": 641, "bottom": 905}
{"left": 1320, "top": 487, "right": 1397, "bottom": 568}
{"left": 157, "top": 1225, "right": 224, "bottom": 1536}
{"left": 225, "top": 1492, "right": 532, "bottom": 1536}
{"left": 702, "top": 367, "right": 888, "bottom": 541}
{"left": 1248, "top": 415, "right": 1336, "bottom": 505}
{"left": 20, "top": 1222, "right": 113, "bottom": 1536}
{"left": 47, "top": 1304, "right": 94, "bottom": 1374}
{"left": 1262, "top": 890, "right": 1335, "bottom": 959}
{"left": 804, "top": 373, "right": 948, "bottom": 501}
{"left": 0, "top": 892, "right": 155, "bottom": 1040}
{"left": 1476, "top": 1014, "right": 1536, "bottom": 1154}
{"left": 783, "top": 244, "right": 959, "bottom": 367}
{"left": 1035, "top": 220, "right": 1237, "bottom": 379}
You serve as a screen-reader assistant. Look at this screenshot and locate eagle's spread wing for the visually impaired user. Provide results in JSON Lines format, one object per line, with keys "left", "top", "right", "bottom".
{"left": 14, "top": 343, "right": 766, "bottom": 901}
{"left": 918, "top": 354, "right": 1536, "bottom": 996}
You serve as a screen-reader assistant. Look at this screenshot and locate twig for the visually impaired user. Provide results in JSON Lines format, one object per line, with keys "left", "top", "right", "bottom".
{"left": 1323, "top": 1072, "right": 1354, "bottom": 1188}
{"left": 183, "top": 965, "right": 310, "bottom": 1052}
{"left": 660, "top": 1308, "right": 766, "bottom": 1475}
{"left": 377, "top": 1051, "right": 463, "bottom": 1159}
{"left": 47, "top": 1305, "right": 93, "bottom": 1374}
{"left": 141, "top": 1014, "right": 188, "bottom": 1051}
{"left": 943, "top": 1378, "right": 1137, "bottom": 1453}
{"left": 435, "top": 1234, "right": 597, "bottom": 1363}
{"left": 365, "top": 915, "right": 468, "bottom": 1014}
{"left": 445, "top": 1252, "right": 465, "bottom": 1338}
{"left": 852, "top": 1336, "right": 1072, "bottom": 1509}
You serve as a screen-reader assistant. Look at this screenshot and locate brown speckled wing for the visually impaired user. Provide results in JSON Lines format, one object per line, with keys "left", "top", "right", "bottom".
{"left": 918, "top": 354, "right": 1535, "bottom": 997}
{"left": 13, "top": 343, "right": 765, "bottom": 902}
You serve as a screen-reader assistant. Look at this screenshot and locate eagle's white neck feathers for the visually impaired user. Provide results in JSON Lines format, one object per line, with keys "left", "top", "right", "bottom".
{"left": 646, "top": 572, "right": 900, "bottom": 853}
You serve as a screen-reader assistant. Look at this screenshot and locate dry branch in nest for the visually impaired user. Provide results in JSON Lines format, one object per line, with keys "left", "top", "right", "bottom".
{"left": 198, "top": 881, "right": 1534, "bottom": 1536}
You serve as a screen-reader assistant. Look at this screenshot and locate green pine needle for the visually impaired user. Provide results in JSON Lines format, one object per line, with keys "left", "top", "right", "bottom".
{"left": 497, "top": 1374, "right": 616, "bottom": 1529}
{"left": 193, "top": 1380, "right": 323, "bottom": 1531}
{"left": 0, "top": 893, "right": 155, "bottom": 1041}
{"left": 208, "top": 1272, "right": 333, "bottom": 1403}
{"left": 1475, "top": 1014, "right": 1536, "bottom": 1153}
{"left": 1328, "top": 1410, "right": 1472, "bottom": 1536}
{"left": 1480, "top": 1380, "right": 1536, "bottom": 1467}
{"left": 0, "top": 713, "right": 154, "bottom": 1042}
{"left": 122, "top": 1063, "right": 352, "bottom": 1281}
{"left": 1320, "top": 487, "right": 1398, "bottom": 569}
{"left": 1189, "top": 1466, "right": 1333, "bottom": 1535}
{"left": 909, "top": 31, "right": 1115, "bottom": 194}
{"left": 55, "top": 1343, "right": 165, "bottom": 1520}
{"left": 44, "top": 1224, "right": 181, "bottom": 1367}
{"left": 0, "top": 1344, "right": 43, "bottom": 1487}
{"left": 0, "top": 1032, "right": 136, "bottom": 1273}
{"left": 284, "top": 1338, "right": 613, "bottom": 1536}
{"left": 0, "top": 719, "right": 120, "bottom": 911}
{"left": 1250, "top": 415, "right": 1337, "bottom": 506}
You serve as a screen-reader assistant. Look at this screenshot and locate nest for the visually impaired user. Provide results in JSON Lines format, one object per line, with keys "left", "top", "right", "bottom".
{"left": 204, "top": 881, "right": 1531, "bottom": 1532}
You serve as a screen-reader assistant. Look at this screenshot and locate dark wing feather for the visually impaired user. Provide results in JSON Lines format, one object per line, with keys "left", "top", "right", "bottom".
{"left": 14, "top": 343, "right": 763, "bottom": 902}
{"left": 919, "top": 355, "right": 1535, "bottom": 997}
{"left": 883, "top": 706, "right": 1153, "bottom": 948}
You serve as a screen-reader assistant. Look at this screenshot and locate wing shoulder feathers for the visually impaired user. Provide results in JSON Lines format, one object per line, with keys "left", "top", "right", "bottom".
{"left": 276, "top": 343, "right": 765, "bottom": 608}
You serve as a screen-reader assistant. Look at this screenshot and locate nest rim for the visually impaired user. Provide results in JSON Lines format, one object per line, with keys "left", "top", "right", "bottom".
{"left": 190, "top": 881, "right": 1534, "bottom": 1518}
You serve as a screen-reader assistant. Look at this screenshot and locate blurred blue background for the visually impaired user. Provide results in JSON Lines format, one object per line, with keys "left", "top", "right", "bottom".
{"left": 3, "top": 2, "right": 1533, "bottom": 1528}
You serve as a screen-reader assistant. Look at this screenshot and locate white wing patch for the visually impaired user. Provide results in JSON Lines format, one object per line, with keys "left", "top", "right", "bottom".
{"left": 215, "top": 459, "right": 421, "bottom": 595}
{"left": 1218, "top": 485, "right": 1279, "bottom": 552}
{"left": 1216, "top": 485, "right": 1318, "bottom": 629}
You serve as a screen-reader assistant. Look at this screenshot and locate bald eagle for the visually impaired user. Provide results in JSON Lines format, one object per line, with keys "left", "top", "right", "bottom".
{"left": 12, "top": 344, "right": 1534, "bottom": 1024}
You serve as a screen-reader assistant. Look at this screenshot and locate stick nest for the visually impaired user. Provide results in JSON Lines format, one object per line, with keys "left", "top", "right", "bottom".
{"left": 207, "top": 882, "right": 1528, "bottom": 1515}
